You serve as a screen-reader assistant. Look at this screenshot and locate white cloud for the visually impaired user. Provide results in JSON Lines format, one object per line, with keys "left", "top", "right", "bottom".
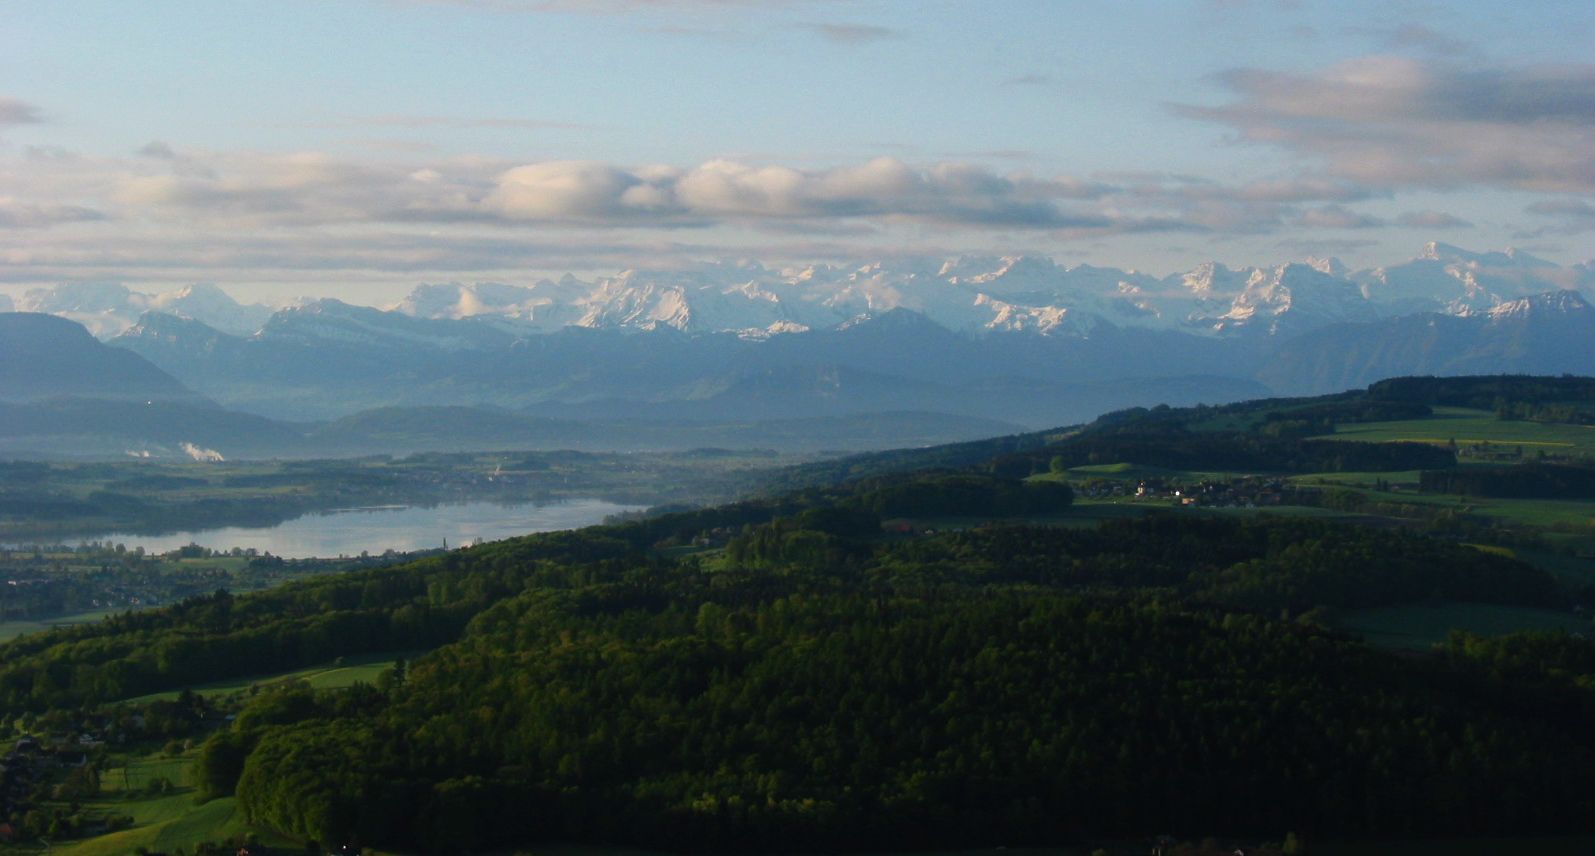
{"left": 491, "top": 161, "right": 650, "bottom": 220}
{"left": 485, "top": 156, "right": 1123, "bottom": 228}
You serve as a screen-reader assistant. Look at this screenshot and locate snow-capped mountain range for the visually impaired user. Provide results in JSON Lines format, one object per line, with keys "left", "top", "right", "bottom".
{"left": 381, "top": 242, "right": 1591, "bottom": 339}
{"left": 10, "top": 243, "right": 1592, "bottom": 342}
{"left": 12, "top": 282, "right": 273, "bottom": 338}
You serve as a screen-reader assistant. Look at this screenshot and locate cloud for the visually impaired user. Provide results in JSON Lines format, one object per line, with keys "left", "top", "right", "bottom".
{"left": 1175, "top": 55, "right": 1595, "bottom": 193}
{"left": 40, "top": 149, "right": 1138, "bottom": 232}
{"left": 1519, "top": 199, "right": 1595, "bottom": 236}
{"left": 486, "top": 156, "right": 1121, "bottom": 229}
{"left": 1274, "top": 237, "right": 1379, "bottom": 255}
{"left": 1355, "top": 23, "right": 1480, "bottom": 59}
{"left": 1294, "top": 204, "right": 1383, "bottom": 229}
{"left": 1397, "top": 210, "right": 1473, "bottom": 229}
{"left": 1528, "top": 200, "right": 1595, "bottom": 218}
{"left": 0, "top": 97, "right": 44, "bottom": 126}
{"left": 491, "top": 160, "right": 662, "bottom": 220}
{"left": 137, "top": 141, "right": 178, "bottom": 159}
{"left": 793, "top": 22, "right": 901, "bottom": 44}
{"left": 0, "top": 199, "right": 106, "bottom": 228}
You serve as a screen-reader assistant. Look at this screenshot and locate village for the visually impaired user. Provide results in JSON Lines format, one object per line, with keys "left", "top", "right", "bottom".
{"left": 1074, "top": 476, "right": 1296, "bottom": 509}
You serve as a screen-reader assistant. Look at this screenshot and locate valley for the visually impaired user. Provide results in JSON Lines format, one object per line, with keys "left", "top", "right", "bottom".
{"left": 0, "top": 376, "right": 1593, "bottom": 854}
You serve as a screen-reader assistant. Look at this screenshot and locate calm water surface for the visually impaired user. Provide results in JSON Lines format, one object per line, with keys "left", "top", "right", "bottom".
{"left": 55, "top": 499, "right": 643, "bottom": 559}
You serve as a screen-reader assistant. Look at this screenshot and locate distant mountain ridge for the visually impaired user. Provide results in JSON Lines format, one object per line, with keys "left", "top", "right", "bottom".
{"left": 6, "top": 242, "right": 1592, "bottom": 443}
{"left": 14, "top": 281, "right": 272, "bottom": 338}
{"left": 0, "top": 312, "right": 206, "bottom": 405}
{"left": 373, "top": 242, "right": 1592, "bottom": 339}
{"left": 17, "top": 242, "right": 1593, "bottom": 342}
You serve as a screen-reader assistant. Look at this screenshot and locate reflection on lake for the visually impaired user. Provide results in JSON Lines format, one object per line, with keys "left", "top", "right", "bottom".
{"left": 61, "top": 499, "right": 643, "bottom": 559}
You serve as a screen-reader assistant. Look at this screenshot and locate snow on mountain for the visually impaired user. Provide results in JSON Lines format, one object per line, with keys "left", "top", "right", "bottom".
{"left": 263, "top": 298, "right": 516, "bottom": 352}
{"left": 573, "top": 264, "right": 812, "bottom": 336}
{"left": 972, "top": 293, "right": 1079, "bottom": 335}
{"left": 16, "top": 282, "right": 143, "bottom": 338}
{"left": 148, "top": 284, "right": 273, "bottom": 336}
{"left": 1355, "top": 241, "right": 1577, "bottom": 317}
{"left": 1485, "top": 289, "right": 1591, "bottom": 322}
{"left": 26, "top": 243, "right": 1590, "bottom": 345}
{"left": 381, "top": 245, "right": 1594, "bottom": 340}
{"left": 1216, "top": 262, "right": 1376, "bottom": 335}
{"left": 1178, "top": 262, "right": 1253, "bottom": 302}
{"left": 17, "top": 282, "right": 273, "bottom": 338}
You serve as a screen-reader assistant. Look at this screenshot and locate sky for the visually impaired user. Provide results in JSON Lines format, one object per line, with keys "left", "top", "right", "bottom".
{"left": 3, "top": 0, "right": 1594, "bottom": 306}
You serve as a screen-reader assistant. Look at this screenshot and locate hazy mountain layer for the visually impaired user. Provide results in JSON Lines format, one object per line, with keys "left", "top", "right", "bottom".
{"left": 8, "top": 242, "right": 1592, "bottom": 448}
{"left": 0, "top": 312, "right": 207, "bottom": 405}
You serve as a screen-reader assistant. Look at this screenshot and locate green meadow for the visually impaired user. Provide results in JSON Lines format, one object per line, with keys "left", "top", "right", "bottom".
{"left": 0, "top": 607, "right": 131, "bottom": 641}
{"left": 51, "top": 753, "right": 294, "bottom": 856}
{"left": 122, "top": 650, "right": 416, "bottom": 704}
{"left": 1317, "top": 406, "right": 1595, "bottom": 457}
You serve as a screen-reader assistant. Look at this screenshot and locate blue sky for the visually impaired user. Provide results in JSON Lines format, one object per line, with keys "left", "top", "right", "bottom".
{"left": 3, "top": 0, "right": 1593, "bottom": 304}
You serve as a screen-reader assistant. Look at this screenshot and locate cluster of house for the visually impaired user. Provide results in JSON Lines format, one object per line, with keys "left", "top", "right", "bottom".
{"left": 1074, "top": 477, "right": 1292, "bottom": 508}
{"left": 0, "top": 742, "right": 34, "bottom": 839}
{"left": 0, "top": 733, "right": 98, "bottom": 841}
{"left": 689, "top": 526, "right": 736, "bottom": 548}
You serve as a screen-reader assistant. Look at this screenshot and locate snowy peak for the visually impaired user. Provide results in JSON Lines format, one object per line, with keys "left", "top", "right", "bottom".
{"left": 1420, "top": 241, "right": 1553, "bottom": 269}
{"left": 1218, "top": 262, "right": 1374, "bottom": 334}
{"left": 17, "top": 243, "right": 1590, "bottom": 345}
{"left": 1303, "top": 256, "right": 1347, "bottom": 278}
{"left": 147, "top": 283, "right": 272, "bottom": 336}
{"left": 1486, "top": 289, "right": 1591, "bottom": 321}
{"left": 1180, "top": 262, "right": 1252, "bottom": 300}
{"left": 16, "top": 281, "right": 271, "bottom": 338}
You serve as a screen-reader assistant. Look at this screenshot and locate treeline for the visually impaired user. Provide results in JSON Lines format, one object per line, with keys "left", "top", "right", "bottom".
{"left": 1369, "top": 375, "right": 1595, "bottom": 425}
{"left": 755, "top": 376, "right": 1590, "bottom": 498}
{"left": 1494, "top": 400, "right": 1595, "bottom": 425}
{"left": 1257, "top": 400, "right": 1434, "bottom": 439}
{"left": 0, "top": 524, "right": 652, "bottom": 711}
{"left": 991, "top": 430, "right": 1454, "bottom": 477}
{"left": 1420, "top": 463, "right": 1595, "bottom": 499}
{"left": 849, "top": 472, "right": 1074, "bottom": 518}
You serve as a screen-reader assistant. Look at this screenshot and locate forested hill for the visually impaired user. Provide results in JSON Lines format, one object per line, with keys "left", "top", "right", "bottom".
{"left": 766, "top": 373, "right": 1595, "bottom": 493}
{"left": 3, "top": 375, "right": 1595, "bottom": 852}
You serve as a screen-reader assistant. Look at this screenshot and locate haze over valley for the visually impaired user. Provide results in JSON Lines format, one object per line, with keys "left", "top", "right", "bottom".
{"left": 5, "top": 2, "right": 1595, "bottom": 854}
{"left": 3, "top": 241, "right": 1590, "bottom": 461}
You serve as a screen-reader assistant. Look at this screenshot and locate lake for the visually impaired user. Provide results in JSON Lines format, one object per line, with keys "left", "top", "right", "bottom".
{"left": 48, "top": 499, "right": 643, "bottom": 559}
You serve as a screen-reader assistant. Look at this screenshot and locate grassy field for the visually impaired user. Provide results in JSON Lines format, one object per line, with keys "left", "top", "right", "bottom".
{"left": 122, "top": 650, "right": 417, "bottom": 704}
{"left": 1333, "top": 602, "right": 1592, "bottom": 650}
{"left": 1297, "top": 476, "right": 1595, "bottom": 530}
{"left": 1316, "top": 406, "right": 1595, "bottom": 457}
{"left": 0, "top": 606, "right": 132, "bottom": 641}
{"left": 1062, "top": 462, "right": 1253, "bottom": 482}
{"left": 51, "top": 753, "right": 296, "bottom": 856}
